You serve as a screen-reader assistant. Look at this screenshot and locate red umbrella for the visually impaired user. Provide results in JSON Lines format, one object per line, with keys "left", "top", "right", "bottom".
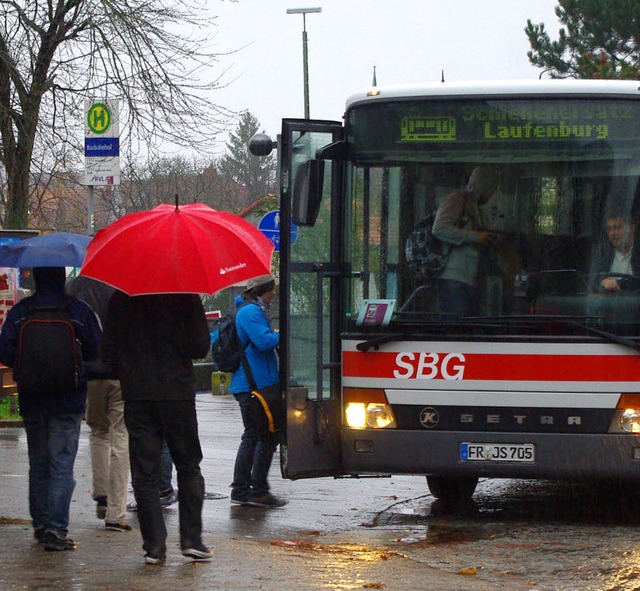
{"left": 80, "top": 203, "right": 274, "bottom": 295}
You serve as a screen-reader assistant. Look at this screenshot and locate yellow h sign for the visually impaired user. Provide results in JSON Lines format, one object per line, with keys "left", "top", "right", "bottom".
{"left": 87, "top": 102, "right": 112, "bottom": 135}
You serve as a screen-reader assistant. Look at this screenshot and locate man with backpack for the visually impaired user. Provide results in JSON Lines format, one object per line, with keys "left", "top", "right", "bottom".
{"left": 227, "top": 275, "right": 285, "bottom": 508}
{"left": 0, "top": 267, "right": 101, "bottom": 551}
{"left": 431, "top": 167, "right": 500, "bottom": 316}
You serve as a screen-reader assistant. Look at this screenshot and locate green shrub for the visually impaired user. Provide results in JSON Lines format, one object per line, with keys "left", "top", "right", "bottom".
{"left": 0, "top": 395, "right": 20, "bottom": 420}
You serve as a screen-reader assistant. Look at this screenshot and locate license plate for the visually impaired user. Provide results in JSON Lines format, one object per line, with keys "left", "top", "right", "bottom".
{"left": 460, "top": 442, "right": 535, "bottom": 463}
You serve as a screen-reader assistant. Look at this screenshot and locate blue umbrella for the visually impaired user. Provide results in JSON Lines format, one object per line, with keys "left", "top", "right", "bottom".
{"left": 0, "top": 232, "right": 91, "bottom": 268}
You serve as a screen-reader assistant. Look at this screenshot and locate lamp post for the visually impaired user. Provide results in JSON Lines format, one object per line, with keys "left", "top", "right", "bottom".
{"left": 286, "top": 7, "right": 321, "bottom": 119}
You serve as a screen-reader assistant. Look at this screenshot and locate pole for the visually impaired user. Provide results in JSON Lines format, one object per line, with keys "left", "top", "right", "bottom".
{"left": 87, "top": 185, "right": 94, "bottom": 235}
{"left": 286, "top": 8, "right": 321, "bottom": 120}
{"left": 302, "top": 15, "right": 310, "bottom": 119}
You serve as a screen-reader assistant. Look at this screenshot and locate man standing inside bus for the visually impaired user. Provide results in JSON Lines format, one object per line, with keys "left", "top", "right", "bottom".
{"left": 432, "top": 167, "right": 499, "bottom": 316}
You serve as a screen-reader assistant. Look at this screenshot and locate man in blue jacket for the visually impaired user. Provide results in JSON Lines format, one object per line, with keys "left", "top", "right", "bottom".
{"left": 229, "top": 274, "right": 285, "bottom": 508}
{"left": 0, "top": 267, "right": 101, "bottom": 551}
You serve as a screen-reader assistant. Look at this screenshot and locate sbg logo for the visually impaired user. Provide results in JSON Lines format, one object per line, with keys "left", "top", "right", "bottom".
{"left": 393, "top": 352, "right": 465, "bottom": 380}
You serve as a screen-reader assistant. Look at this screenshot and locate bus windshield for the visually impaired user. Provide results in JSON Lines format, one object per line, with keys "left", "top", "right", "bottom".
{"left": 343, "top": 96, "right": 640, "bottom": 338}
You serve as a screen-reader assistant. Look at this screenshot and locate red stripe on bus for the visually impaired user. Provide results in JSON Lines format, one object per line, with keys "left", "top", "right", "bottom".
{"left": 342, "top": 351, "right": 640, "bottom": 381}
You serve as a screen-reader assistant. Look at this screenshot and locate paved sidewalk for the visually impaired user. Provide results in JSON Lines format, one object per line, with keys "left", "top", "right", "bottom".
{"left": 0, "top": 395, "right": 504, "bottom": 591}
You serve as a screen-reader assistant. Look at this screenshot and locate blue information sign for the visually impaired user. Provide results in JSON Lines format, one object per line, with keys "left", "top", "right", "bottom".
{"left": 85, "top": 137, "right": 120, "bottom": 158}
{"left": 258, "top": 210, "right": 298, "bottom": 253}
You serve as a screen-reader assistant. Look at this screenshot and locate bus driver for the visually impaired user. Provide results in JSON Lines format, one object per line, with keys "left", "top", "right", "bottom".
{"left": 590, "top": 211, "right": 640, "bottom": 292}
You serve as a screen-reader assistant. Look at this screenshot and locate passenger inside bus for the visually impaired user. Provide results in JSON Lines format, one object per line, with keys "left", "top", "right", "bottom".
{"left": 431, "top": 166, "right": 500, "bottom": 317}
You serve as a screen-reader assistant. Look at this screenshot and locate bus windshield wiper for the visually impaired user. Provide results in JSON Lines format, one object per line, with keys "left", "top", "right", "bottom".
{"left": 355, "top": 316, "right": 456, "bottom": 351}
{"left": 467, "top": 314, "right": 640, "bottom": 353}
{"left": 356, "top": 333, "right": 409, "bottom": 352}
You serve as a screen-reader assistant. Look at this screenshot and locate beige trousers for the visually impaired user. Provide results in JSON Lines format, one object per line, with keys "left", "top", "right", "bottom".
{"left": 85, "top": 379, "right": 129, "bottom": 523}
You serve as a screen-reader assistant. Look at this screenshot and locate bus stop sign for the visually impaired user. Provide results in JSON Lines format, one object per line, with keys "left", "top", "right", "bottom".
{"left": 258, "top": 210, "right": 298, "bottom": 253}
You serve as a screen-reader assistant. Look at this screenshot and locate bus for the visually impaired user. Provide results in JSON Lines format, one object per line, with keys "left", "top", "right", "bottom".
{"left": 250, "top": 79, "right": 640, "bottom": 503}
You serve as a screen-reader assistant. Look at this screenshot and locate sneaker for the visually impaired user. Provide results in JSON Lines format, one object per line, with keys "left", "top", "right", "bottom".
{"left": 247, "top": 492, "right": 287, "bottom": 508}
{"left": 181, "top": 545, "right": 213, "bottom": 560}
{"left": 126, "top": 500, "right": 138, "bottom": 512}
{"left": 159, "top": 488, "right": 178, "bottom": 508}
{"left": 44, "top": 532, "right": 77, "bottom": 552}
{"left": 34, "top": 528, "right": 46, "bottom": 544}
{"left": 230, "top": 493, "right": 249, "bottom": 506}
{"left": 105, "top": 521, "right": 132, "bottom": 532}
{"left": 95, "top": 496, "right": 107, "bottom": 519}
{"left": 144, "top": 553, "right": 166, "bottom": 565}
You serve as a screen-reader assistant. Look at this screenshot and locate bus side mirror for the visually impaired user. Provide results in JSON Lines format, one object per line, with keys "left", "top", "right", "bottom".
{"left": 293, "top": 159, "right": 324, "bottom": 226}
{"left": 248, "top": 133, "right": 276, "bottom": 156}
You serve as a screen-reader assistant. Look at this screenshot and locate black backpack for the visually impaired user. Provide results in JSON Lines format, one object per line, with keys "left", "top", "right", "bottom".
{"left": 14, "top": 295, "right": 83, "bottom": 397}
{"left": 211, "top": 303, "right": 255, "bottom": 373}
{"left": 405, "top": 212, "right": 450, "bottom": 280}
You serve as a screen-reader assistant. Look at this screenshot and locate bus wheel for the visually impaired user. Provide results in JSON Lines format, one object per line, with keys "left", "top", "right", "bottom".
{"left": 426, "top": 475, "right": 479, "bottom": 502}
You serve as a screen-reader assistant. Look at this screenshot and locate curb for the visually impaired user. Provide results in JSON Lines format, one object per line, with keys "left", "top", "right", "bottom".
{"left": 0, "top": 420, "right": 22, "bottom": 428}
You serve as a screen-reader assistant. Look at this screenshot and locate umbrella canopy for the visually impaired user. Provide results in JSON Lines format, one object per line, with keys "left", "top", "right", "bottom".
{"left": 80, "top": 203, "right": 275, "bottom": 295}
{"left": 0, "top": 232, "right": 91, "bottom": 268}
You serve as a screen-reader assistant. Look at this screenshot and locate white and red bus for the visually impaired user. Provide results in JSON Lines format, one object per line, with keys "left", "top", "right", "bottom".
{"left": 251, "top": 80, "right": 640, "bottom": 502}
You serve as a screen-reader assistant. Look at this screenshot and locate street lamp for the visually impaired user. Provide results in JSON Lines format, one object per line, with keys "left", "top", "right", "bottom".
{"left": 286, "top": 7, "right": 322, "bottom": 119}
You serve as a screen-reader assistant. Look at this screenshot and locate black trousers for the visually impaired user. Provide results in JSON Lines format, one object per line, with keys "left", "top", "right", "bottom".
{"left": 124, "top": 399, "right": 205, "bottom": 558}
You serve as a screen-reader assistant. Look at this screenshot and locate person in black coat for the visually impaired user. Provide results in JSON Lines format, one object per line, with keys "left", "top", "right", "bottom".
{"left": 0, "top": 267, "right": 101, "bottom": 551}
{"left": 102, "top": 292, "right": 211, "bottom": 565}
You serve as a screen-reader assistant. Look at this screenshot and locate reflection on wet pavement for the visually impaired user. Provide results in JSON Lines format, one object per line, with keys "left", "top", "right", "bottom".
{"left": 371, "top": 478, "right": 640, "bottom": 591}
{"left": 270, "top": 541, "right": 393, "bottom": 591}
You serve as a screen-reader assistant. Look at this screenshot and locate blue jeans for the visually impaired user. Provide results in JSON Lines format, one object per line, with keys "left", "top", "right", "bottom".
{"left": 160, "top": 438, "right": 173, "bottom": 494}
{"left": 23, "top": 411, "right": 82, "bottom": 537}
{"left": 232, "top": 391, "right": 278, "bottom": 498}
{"left": 436, "top": 279, "right": 478, "bottom": 317}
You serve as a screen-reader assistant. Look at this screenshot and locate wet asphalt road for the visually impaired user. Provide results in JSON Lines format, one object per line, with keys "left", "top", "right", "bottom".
{"left": 2, "top": 392, "right": 640, "bottom": 590}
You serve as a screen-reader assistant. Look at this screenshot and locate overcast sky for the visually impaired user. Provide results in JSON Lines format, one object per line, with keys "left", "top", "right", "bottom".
{"left": 209, "top": 0, "right": 562, "bottom": 147}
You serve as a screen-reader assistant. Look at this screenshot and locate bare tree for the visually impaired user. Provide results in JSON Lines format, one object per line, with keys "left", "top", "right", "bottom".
{"left": 96, "top": 153, "right": 246, "bottom": 228}
{"left": 0, "top": 0, "right": 235, "bottom": 229}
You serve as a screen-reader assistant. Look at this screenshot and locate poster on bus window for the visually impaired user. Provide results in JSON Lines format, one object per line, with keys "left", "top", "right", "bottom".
{"left": 356, "top": 299, "right": 395, "bottom": 327}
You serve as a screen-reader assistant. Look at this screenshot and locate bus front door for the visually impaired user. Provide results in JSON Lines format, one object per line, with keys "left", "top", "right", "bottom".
{"left": 278, "top": 119, "right": 344, "bottom": 480}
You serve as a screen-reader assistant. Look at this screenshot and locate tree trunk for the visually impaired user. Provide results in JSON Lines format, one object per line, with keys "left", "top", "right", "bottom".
{"left": 5, "top": 148, "right": 31, "bottom": 229}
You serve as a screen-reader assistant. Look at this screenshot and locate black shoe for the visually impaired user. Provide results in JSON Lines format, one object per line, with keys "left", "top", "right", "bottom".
{"left": 144, "top": 553, "right": 166, "bottom": 565}
{"left": 105, "top": 521, "right": 132, "bottom": 532}
{"left": 247, "top": 492, "right": 287, "bottom": 508}
{"left": 181, "top": 545, "right": 213, "bottom": 560}
{"left": 34, "top": 528, "right": 46, "bottom": 544}
{"left": 95, "top": 496, "right": 107, "bottom": 519}
{"left": 44, "top": 532, "right": 77, "bottom": 552}
{"left": 159, "top": 489, "right": 178, "bottom": 507}
{"left": 126, "top": 499, "right": 138, "bottom": 512}
{"left": 230, "top": 493, "right": 249, "bottom": 506}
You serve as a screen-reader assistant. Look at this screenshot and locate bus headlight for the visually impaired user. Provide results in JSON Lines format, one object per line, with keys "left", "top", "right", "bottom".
{"left": 620, "top": 409, "right": 640, "bottom": 433}
{"left": 610, "top": 395, "right": 640, "bottom": 433}
{"left": 343, "top": 388, "right": 397, "bottom": 429}
{"left": 344, "top": 402, "right": 397, "bottom": 429}
{"left": 365, "top": 403, "right": 396, "bottom": 428}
